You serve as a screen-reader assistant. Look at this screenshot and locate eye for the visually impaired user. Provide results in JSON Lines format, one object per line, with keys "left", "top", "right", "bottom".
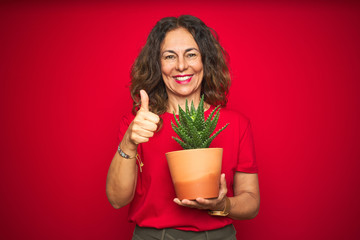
{"left": 186, "top": 53, "right": 197, "bottom": 58}
{"left": 164, "top": 55, "right": 176, "bottom": 60}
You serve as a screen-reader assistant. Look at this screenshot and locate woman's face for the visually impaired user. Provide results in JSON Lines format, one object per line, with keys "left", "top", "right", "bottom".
{"left": 160, "top": 27, "right": 204, "bottom": 100}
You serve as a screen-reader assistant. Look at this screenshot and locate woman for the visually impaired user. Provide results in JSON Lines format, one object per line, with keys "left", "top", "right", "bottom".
{"left": 106, "top": 15, "right": 260, "bottom": 239}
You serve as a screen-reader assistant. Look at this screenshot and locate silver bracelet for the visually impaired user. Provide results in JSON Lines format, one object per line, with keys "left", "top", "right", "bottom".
{"left": 117, "top": 145, "right": 136, "bottom": 159}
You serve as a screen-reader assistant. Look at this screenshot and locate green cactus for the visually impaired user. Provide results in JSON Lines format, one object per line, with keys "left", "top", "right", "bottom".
{"left": 171, "top": 95, "right": 229, "bottom": 149}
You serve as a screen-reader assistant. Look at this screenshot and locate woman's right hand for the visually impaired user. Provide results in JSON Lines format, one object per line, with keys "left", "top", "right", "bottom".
{"left": 107, "top": 90, "right": 158, "bottom": 209}
{"left": 124, "top": 90, "right": 160, "bottom": 150}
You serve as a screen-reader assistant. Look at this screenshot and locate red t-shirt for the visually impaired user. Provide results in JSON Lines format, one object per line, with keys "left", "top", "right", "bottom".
{"left": 118, "top": 106, "right": 258, "bottom": 231}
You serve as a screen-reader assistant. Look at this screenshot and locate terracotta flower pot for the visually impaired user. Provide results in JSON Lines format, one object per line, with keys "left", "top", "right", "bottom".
{"left": 165, "top": 148, "right": 223, "bottom": 200}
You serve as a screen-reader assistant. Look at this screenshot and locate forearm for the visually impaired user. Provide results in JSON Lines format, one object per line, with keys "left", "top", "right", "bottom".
{"left": 228, "top": 191, "right": 260, "bottom": 220}
{"left": 106, "top": 136, "right": 138, "bottom": 209}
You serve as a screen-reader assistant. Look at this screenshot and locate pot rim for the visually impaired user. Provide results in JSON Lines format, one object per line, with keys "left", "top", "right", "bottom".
{"left": 165, "top": 147, "right": 223, "bottom": 156}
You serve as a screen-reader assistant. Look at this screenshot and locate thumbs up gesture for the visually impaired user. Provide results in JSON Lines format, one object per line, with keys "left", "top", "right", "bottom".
{"left": 126, "top": 90, "right": 160, "bottom": 148}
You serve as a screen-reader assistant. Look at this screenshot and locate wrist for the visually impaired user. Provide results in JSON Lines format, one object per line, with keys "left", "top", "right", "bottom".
{"left": 208, "top": 196, "right": 231, "bottom": 217}
{"left": 117, "top": 145, "right": 137, "bottom": 159}
{"left": 119, "top": 136, "right": 137, "bottom": 157}
{"left": 122, "top": 133, "right": 138, "bottom": 152}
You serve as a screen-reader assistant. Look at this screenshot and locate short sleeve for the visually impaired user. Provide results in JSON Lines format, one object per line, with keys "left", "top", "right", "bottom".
{"left": 236, "top": 121, "right": 258, "bottom": 173}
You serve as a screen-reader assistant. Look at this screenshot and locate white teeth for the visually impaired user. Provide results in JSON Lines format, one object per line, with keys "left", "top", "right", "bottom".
{"left": 174, "top": 76, "right": 192, "bottom": 81}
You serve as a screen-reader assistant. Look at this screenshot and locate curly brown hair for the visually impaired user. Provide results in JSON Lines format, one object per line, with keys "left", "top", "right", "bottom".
{"left": 130, "top": 15, "right": 231, "bottom": 123}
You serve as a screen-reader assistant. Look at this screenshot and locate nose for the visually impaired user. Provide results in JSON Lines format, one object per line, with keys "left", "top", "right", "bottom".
{"left": 176, "top": 55, "right": 188, "bottom": 72}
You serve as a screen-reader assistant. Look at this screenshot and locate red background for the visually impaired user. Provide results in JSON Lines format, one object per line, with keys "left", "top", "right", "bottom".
{"left": 1, "top": 1, "right": 360, "bottom": 239}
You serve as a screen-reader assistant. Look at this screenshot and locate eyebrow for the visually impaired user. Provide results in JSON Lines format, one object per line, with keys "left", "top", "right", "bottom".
{"left": 161, "top": 48, "right": 200, "bottom": 55}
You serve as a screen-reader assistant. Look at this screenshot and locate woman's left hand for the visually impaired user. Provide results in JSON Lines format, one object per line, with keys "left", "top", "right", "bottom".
{"left": 173, "top": 173, "right": 228, "bottom": 211}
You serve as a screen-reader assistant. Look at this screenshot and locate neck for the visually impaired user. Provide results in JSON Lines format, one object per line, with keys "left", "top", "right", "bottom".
{"left": 167, "top": 94, "right": 210, "bottom": 115}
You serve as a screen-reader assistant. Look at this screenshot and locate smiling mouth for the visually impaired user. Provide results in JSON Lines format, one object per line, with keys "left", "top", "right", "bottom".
{"left": 173, "top": 74, "right": 193, "bottom": 84}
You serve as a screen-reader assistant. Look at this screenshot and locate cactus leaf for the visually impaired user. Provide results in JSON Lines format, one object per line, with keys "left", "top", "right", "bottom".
{"left": 172, "top": 137, "right": 191, "bottom": 149}
{"left": 208, "top": 110, "right": 220, "bottom": 136}
{"left": 191, "top": 101, "right": 196, "bottom": 116}
{"left": 185, "top": 99, "right": 190, "bottom": 115}
{"left": 204, "top": 105, "right": 220, "bottom": 129}
{"left": 194, "top": 95, "right": 205, "bottom": 131}
{"left": 203, "top": 106, "right": 220, "bottom": 138}
{"left": 170, "top": 94, "right": 229, "bottom": 150}
{"left": 200, "top": 123, "right": 229, "bottom": 148}
{"left": 171, "top": 121, "right": 194, "bottom": 147}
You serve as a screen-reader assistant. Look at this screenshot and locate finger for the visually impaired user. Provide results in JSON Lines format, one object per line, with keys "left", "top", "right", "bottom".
{"left": 133, "top": 118, "right": 158, "bottom": 132}
{"left": 130, "top": 135, "right": 150, "bottom": 145}
{"left": 174, "top": 198, "right": 195, "bottom": 207}
{"left": 142, "top": 111, "right": 160, "bottom": 124}
{"left": 141, "top": 122, "right": 158, "bottom": 133}
{"left": 195, "top": 197, "right": 220, "bottom": 210}
{"left": 218, "top": 173, "right": 228, "bottom": 199}
{"left": 179, "top": 201, "right": 199, "bottom": 209}
{"left": 173, "top": 198, "right": 190, "bottom": 207}
{"left": 180, "top": 199, "right": 195, "bottom": 205}
{"left": 131, "top": 123, "right": 155, "bottom": 138}
{"left": 135, "top": 128, "right": 155, "bottom": 138}
{"left": 195, "top": 197, "right": 210, "bottom": 205}
{"left": 140, "top": 90, "right": 149, "bottom": 111}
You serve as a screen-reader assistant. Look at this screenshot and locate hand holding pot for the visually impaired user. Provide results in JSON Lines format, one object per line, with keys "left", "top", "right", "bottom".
{"left": 125, "top": 90, "right": 160, "bottom": 149}
{"left": 173, "top": 173, "right": 229, "bottom": 212}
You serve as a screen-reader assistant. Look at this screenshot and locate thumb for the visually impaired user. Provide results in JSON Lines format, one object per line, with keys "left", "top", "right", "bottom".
{"left": 219, "top": 173, "right": 227, "bottom": 196}
{"left": 140, "top": 90, "right": 149, "bottom": 111}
